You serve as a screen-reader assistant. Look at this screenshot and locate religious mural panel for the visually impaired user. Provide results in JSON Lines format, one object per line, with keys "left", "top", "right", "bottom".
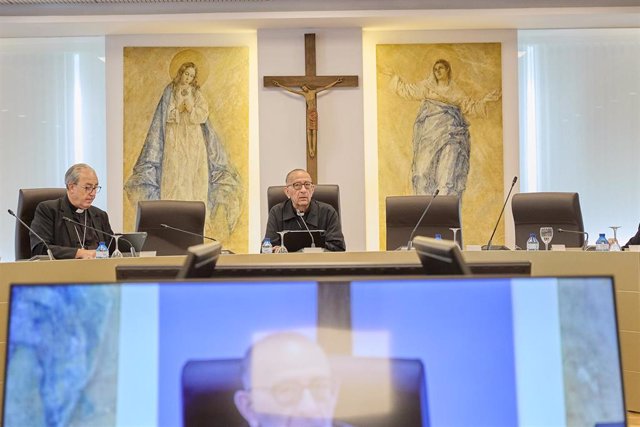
{"left": 377, "top": 43, "right": 503, "bottom": 248}
{"left": 123, "top": 47, "right": 249, "bottom": 253}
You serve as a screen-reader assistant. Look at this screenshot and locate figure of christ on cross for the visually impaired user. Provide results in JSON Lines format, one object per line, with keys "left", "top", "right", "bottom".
{"left": 264, "top": 33, "right": 359, "bottom": 182}
{"left": 272, "top": 77, "right": 343, "bottom": 160}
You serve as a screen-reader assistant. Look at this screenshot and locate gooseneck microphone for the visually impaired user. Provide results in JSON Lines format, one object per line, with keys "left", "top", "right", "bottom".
{"left": 483, "top": 176, "right": 518, "bottom": 251}
{"left": 63, "top": 216, "right": 135, "bottom": 256}
{"left": 557, "top": 229, "right": 589, "bottom": 251}
{"left": 296, "top": 210, "right": 316, "bottom": 248}
{"left": 406, "top": 189, "right": 440, "bottom": 250}
{"left": 160, "top": 223, "right": 217, "bottom": 241}
{"left": 8, "top": 209, "right": 55, "bottom": 261}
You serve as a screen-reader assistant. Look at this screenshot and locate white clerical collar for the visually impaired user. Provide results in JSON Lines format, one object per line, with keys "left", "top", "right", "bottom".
{"left": 76, "top": 208, "right": 85, "bottom": 214}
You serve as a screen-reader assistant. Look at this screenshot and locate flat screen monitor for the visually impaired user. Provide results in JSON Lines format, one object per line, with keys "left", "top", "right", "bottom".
{"left": 412, "top": 235, "right": 471, "bottom": 275}
{"left": 3, "top": 277, "right": 625, "bottom": 427}
{"left": 280, "top": 229, "right": 326, "bottom": 252}
{"left": 176, "top": 242, "right": 222, "bottom": 278}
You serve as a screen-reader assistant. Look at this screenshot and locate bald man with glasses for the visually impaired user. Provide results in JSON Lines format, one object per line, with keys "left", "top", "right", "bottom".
{"left": 234, "top": 332, "right": 354, "bottom": 427}
{"left": 264, "top": 169, "right": 345, "bottom": 252}
{"left": 30, "top": 163, "right": 114, "bottom": 259}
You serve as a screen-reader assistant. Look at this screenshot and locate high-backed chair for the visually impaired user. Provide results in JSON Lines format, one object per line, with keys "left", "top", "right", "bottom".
{"left": 182, "top": 356, "right": 428, "bottom": 427}
{"left": 267, "top": 184, "right": 340, "bottom": 216}
{"left": 14, "top": 188, "right": 67, "bottom": 260}
{"left": 386, "top": 195, "right": 462, "bottom": 250}
{"left": 136, "top": 200, "right": 206, "bottom": 256}
{"left": 511, "top": 192, "right": 585, "bottom": 249}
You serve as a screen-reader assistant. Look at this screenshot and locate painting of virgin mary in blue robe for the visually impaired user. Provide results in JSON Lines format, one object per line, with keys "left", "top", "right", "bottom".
{"left": 123, "top": 47, "right": 249, "bottom": 250}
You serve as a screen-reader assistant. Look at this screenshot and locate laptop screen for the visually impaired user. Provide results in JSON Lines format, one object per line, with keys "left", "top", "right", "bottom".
{"left": 111, "top": 232, "right": 148, "bottom": 254}
{"left": 280, "top": 229, "right": 326, "bottom": 252}
{"left": 3, "top": 277, "right": 625, "bottom": 427}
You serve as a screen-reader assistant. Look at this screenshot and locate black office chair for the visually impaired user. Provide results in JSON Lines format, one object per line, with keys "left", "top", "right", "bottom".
{"left": 267, "top": 184, "right": 341, "bottom": 217}
{"left": 136, "top": 200, "right": 206, "bottom": 256}
{"left": 14, "top": 188, "right": 67, "bottom": 260}
{"left": 182, "top": 356, "right": 428, "bottom": 427}
{"left": 385, "top": 195, "right": 462, "bottom": 250}
{"left": 511, "top": 192, "right": 585, "bottom": 249}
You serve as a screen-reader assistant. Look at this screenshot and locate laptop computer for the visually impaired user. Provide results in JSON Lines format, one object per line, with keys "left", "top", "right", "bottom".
{"left": 113, "top": 232, "right": 148, "bottom": 256}
{"left": 280, "top": 229, "right": 326, "bottom": 252}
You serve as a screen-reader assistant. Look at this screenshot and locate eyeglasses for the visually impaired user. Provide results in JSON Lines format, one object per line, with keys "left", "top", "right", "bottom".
{"left": 76, "top": 184, "right": 101, "bottom": 194}
{"left": 254, "top": 377, "right": 337, "bottom": 406}
{"left": 287, "top": 182, "right": 314, "bottom": 191}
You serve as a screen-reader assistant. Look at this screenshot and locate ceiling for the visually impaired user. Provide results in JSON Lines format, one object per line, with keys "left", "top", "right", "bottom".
{"left": 1, "top": 0, "right": 640, "bottom": 16}
{"left": 0, "top": 0, "right": 638, "bottom": 37}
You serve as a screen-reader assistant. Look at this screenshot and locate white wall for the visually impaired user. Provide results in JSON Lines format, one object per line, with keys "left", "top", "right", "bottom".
{"left": 258, "top": 28, "right": 366, "bottom": 251}
{"left": 106, "top": 28, "right": 516, "bottom": 252}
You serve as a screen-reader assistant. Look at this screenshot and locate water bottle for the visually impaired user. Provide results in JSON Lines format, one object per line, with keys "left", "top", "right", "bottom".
{"left": 526, "top": 233, "right": 539, "bottom": 251}
{"left": 96, "top": 241, "right": 109, "bottom": 259}
{"left": 595, "top": 233, "right": 610, "bottom": 252}
{"left": 435, "top": 233, "right": 442, "bottom": 240}
{"left": 261, "top": 238, "right": 273, "bottom": 254}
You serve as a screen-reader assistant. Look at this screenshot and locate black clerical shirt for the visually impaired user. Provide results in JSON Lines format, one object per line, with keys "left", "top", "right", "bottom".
{"left": 265, "top": 199, "right": 346, "bottom": 252}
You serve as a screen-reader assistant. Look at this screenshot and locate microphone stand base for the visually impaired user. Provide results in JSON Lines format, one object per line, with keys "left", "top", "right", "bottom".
{"left": 481, "top": 245, "right": 511, "bottom": 251}
{"left": 302, "top": 247, "right": 324, "bottom": 253}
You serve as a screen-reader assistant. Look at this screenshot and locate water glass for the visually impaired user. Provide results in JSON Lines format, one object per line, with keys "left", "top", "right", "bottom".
{"left": 449, "top": 228, "right": 461, "bottom": 250}
{"left": 609, "top": 226, "right": 622, "bottom": 252}
{"left": 540, "top": 227, "right": 553, "bottom": 251}
{"left": 110, "top": 235, "right": 123, "bottom": 258}
{"left": 276, "top": 231, "right": 289, "bottom": 253}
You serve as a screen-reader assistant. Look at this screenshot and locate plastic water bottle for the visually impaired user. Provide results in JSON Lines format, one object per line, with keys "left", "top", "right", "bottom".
{"left": 526, "top": 233, "right": 539, "bottom": 251}
{"left": 595, "top": 233, "right": 610, "bottom": 252}
{"left": 261, "top": 238, "right": 273, "bottom": 254}
{"left": 96, "top": 241, "right": 109, "bottom": 259}
{"left": 435, "top": 233, "right": 442, "bottom": 240}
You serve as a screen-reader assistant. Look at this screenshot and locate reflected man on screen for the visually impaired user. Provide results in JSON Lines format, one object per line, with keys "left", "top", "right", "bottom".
{"left": 234, "top": 332, "right": 353, "bottom": 427}
{"left": 264, "top": 169, "right": 346, "bottom": 252}
{"left": 30, "top": 163, "right": 114, "bottom": 259}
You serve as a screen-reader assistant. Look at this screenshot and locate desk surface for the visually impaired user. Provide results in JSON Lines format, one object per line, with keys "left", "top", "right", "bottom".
{"left": 0, "top": 250, "right": 639, "bottom": 411}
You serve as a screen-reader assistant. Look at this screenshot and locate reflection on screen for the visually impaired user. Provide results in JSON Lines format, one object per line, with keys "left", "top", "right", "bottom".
{"left": 3, "top": 277, "right": 625, "bottom": 427}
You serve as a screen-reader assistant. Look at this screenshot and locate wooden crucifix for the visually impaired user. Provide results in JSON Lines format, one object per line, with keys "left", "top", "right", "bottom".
{"left": 264, "top": 33, "right": 359, "bottom": 182}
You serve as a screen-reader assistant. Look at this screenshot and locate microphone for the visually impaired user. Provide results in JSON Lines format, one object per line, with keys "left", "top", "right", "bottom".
{"left": 296, "top": 210, "right": 316, "bottom": 248}
{"left": 160, "top": 223, "right": 217, "bottom": 241}
{"left": 63, "top": 216, "right": 136, "bottom": 256}
{"left": 405, "top": 189, "right": 440, "bottom": 250}
{"left": 558, "top": 229, "right": 589, "bottom": 251}
{"left": 483, "top": 176, "right": 518, "bottom": 251}
{"left": 160, "top": 224, "right": 235, "bottom": 254}
{"left": 8, "top": 209, "right": 55, "bottom": 260}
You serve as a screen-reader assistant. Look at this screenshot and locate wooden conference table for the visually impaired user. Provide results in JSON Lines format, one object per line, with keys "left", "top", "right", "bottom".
{"left": 0, "top": 250, "right": 638, "bottom": 412}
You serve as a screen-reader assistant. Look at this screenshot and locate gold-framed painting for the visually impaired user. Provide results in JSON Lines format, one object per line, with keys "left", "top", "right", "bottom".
{"left": 123, "top": 46, "right": 249, "bottom": 253}
{"left": 376, "top": 42, "right": 503, "bottom": 248}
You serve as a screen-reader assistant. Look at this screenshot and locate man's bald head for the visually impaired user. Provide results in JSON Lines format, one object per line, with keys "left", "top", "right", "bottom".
{"left": 234, "top": 332, "right": 338, "bottom": 427}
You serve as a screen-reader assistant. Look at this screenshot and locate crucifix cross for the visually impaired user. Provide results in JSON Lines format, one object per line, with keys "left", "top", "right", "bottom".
{"left": 264, "top": 33, "right": 359, "bottom": 183}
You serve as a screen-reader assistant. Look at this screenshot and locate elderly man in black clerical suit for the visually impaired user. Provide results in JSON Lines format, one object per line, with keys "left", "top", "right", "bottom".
{"left": 30, "top": 163, "right": 114, "bottom": 259}
{"left": 623, "top": 223, "right": 640, "bottom": 249}
{"left": 264, "top": 169, "right": 345, "bottom": 252}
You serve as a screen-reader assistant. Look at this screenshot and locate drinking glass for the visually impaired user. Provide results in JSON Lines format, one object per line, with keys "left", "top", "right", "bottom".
{"left": 276, "top": 231, "right": 289, "bottom": 253}
{"left": 449, "top": 227, "right": 461, "bottom": 250}
{"left": 540, "top": 227, "right": 553, "bottom": 251}
{"left": 609, "top": 226, "right": 622, "bottom": 252}
{"left": 110, "top": 235, "right": 123, "bottom": 258}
